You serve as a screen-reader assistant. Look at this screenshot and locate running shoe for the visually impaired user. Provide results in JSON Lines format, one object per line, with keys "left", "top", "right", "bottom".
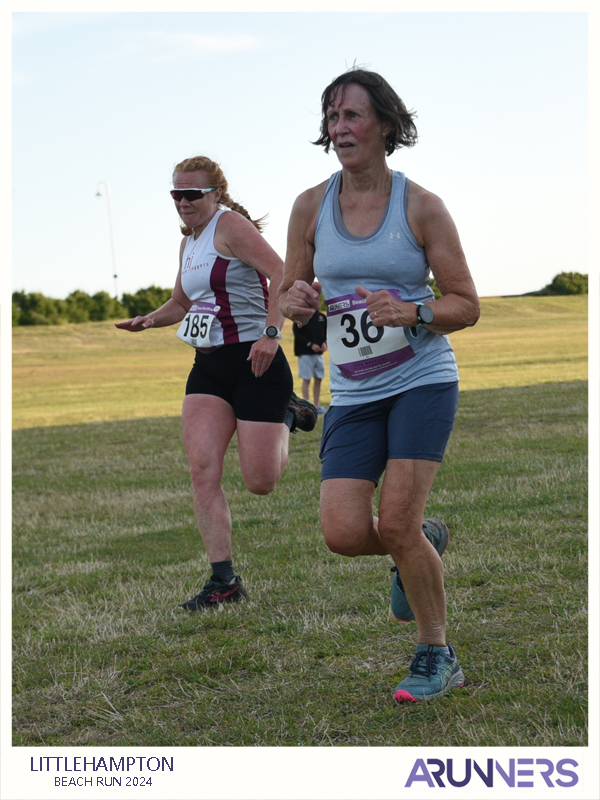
{"left": 180, "top": 575, "right": 248, "bottom": 611}
{"left": 317, "top": 406, "right": 327, "bottom": 415}
{"left": 288, "top": 392, "right": 318, "bottom": 433}
{"left": 393, "top": 643, "right": 464, "bottom": 702}
{"left": 390, "top": 518, "right": 449, "bottom": 622}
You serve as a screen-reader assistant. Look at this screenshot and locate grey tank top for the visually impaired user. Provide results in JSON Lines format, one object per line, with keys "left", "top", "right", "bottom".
{"left": 313, "top": 170, "right": 458, "bottom": 405}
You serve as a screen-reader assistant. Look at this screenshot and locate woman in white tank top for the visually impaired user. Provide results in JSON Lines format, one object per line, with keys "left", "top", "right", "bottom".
{"left": 116, "top": 156, "right": 317, "bottom": 610}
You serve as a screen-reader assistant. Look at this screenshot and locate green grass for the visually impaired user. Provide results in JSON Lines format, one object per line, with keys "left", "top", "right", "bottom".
{"left": 12, "top": 381, "right": 587, "bottom": 747}
{"left": 12, "top": 295, "right": 588, "bottom": 429}
{"left": 11, "top": 296, "right": 589, "bottom": 746}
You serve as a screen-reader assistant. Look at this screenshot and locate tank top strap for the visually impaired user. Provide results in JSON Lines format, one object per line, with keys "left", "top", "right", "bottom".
{"left": 205, "top": 208, "right": 227, "bottom": 242}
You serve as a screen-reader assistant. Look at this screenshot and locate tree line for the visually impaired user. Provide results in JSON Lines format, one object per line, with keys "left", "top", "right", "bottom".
{"left": 12, "top": 286, "right": 172, "bottom": 326}
{"left": 12, "top": 272, "right": 588, "bottom": 326}
{"left": 527, "top": 271, "right": 588, "bottom": 297}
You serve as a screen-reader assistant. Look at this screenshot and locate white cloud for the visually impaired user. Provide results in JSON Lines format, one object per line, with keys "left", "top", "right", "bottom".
{"left": 101, "top": 30, "right": 261, "bottom": 64}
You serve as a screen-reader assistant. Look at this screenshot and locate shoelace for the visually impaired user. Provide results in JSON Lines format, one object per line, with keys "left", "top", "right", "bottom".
{"left": 409, "top": 647, "right": 440, "bottom": 679}
{"left": 199, "top": 579, "right": 228, "bottom": 596}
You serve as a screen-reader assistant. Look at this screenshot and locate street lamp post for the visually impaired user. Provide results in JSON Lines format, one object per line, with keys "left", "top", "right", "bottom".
{"left": 96, "top": 182, "right": 119, "bottom": 299}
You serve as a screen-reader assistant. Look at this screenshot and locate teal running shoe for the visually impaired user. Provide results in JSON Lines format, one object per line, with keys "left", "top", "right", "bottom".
{"left": 390, "top": 518, "right": 449, "bottom": 622}
{"left": 393, "top": 643, "right": 464, "bottom": 702}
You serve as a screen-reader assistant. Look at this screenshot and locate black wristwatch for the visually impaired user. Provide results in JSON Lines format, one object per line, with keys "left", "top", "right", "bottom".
{"left": 409, "top": 303, "right": 434, "bottom": 339}
{"left": 263, "top": 325, "right": 283, "bottom": 340}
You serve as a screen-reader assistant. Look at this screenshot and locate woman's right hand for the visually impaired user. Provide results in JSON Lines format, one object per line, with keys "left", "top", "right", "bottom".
{"left": 114, "top": 315, "right": 155, "bottom": 332}
{"left": 284, "top": 280, "right": 322, "bottom": 327}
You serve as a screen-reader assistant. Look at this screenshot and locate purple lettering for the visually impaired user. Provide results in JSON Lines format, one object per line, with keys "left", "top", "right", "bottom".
{"left": 427, "top": 759, "right": 446, "bottom": 787}
{"left": 495, "top": 759, "right": 515, "bottom": 787}
{"left": 447, "top": 758, "right": 471, "bottom": 788}
{"left": 405, "top": 759, "right": 435, "bottom": 788}
{"left": 473, "top": 759, "right": 494, "bottom": 787}
{"left": 556, "top": 759, "right": 579, "bottom": 787}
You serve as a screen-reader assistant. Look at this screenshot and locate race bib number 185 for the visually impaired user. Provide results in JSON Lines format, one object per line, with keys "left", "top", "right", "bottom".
{"left": 326, "top": 291, "right": 415, "bottom": 380}
{"left": 176, "top": 302, "right": 220, "bottom": 348}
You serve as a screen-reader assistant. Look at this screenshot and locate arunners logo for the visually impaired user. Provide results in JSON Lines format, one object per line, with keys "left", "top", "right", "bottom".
{"left": 405, "top": 758, "right": 579, "bottom": 789}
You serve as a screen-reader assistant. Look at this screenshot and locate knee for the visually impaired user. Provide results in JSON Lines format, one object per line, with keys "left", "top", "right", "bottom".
{"left": 241, "top": 463, "right": 280, "bottom": 495}
{"left": 188, "top": 459, "right": 222, "bottom": 494}
{"left": 244, "top": 476, "right": 277, "bottom": 496}
{"left": 322, "top": 520, "right": 366, "bottom": 557}
{"left": 324, "top": 537, "right": 361, "bottom": 557}
{"left": 377, "top": 518, "right": 402, "bottom": 550}
{"left": 378, "top": 517, "right": 423, "bottom": 557}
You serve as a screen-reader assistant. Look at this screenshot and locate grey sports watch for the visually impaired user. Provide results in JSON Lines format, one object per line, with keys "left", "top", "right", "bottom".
{"left": 409, "top": 303, "right": 434, "bottom": 339}
{"left": 263, "top": 325, "right": 283, "bottom": 340}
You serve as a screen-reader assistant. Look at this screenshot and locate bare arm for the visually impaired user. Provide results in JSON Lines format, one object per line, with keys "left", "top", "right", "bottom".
{"left": 278, "top": 184, "right": 327, "bottom": 325}
{"left": 214, "top": 211, "right": 286, "bottom": 377}
{"left": 411, "top": 187, "right": 480, "bottom": 334}
{"left": 215, "top": 211, "right": 286, "bottom": 331}
{"left": 357, "top": 184, "right": 480, "bottom": 334}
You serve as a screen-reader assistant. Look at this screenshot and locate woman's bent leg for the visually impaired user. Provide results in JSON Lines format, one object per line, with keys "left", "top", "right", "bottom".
{"left": 378, "top": 458, "right": 446, "bottom": 646}
{"left": 320, "top": 462, "right": 446, "bottom": 645}
{"left": 236, "top": 420, "right": 290, "bottom": 495}
{"left": 182, "top": 394, "right": 237, "bottom": 562}
{"left": 320, "top": 478, "right": 389, "bottom": 556}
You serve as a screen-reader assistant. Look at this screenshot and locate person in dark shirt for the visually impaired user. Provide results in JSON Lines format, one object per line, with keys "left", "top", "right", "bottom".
{"left": 293, "top": 311, "right": 327, "bottom": 413}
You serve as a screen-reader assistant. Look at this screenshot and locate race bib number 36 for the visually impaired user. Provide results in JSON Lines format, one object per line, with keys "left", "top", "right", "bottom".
{"left": 176, "top": 302, "right": 220, "bottom": 348}
{"left": 326, "top": 291, "right": 415, "bottom": 380}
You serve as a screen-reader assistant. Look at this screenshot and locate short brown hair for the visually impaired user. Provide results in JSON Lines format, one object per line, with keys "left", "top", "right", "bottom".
{"left": 313, "top": 68, "right": 418, "bottom": 157}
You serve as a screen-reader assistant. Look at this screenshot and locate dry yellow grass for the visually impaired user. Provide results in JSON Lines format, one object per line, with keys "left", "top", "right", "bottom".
{"left": 12, "top": 295, "right": 587, "bottom": 429}
{"left": 449, "top": 294, "right": 588, "bottom": 390}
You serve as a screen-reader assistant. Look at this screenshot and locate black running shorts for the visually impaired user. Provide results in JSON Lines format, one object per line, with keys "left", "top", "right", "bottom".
{"left": 185, "top": 341, "right": 294, "bottom": 423}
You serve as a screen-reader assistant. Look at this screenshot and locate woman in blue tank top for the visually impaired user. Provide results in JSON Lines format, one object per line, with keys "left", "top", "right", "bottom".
{"left": 279, "top": 69, "right": 480, "bottom": 703}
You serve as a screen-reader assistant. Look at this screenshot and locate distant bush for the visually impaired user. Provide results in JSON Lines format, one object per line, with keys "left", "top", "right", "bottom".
{"left": 429, "top": 278, "right": 442, "bottom": 299}
{"left": 65, "top": 290, "right": 94, "bottom": 323}
{"left": 538, "top": 272, "right": 588, "bottom": 296}
{"left": 88, "top": 292, "right": 126, "bottom": 322}
{"left": 121, "top": 286, "right": 172, "bottom": 317}
{"left": 12, "top": 287, "right": 171, "bottom": 326}
{"left": 12, "top": 291, "right": 67, "bottom": 326}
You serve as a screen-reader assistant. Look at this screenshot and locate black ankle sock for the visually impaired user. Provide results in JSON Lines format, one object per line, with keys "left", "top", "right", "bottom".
{"left": 210, "top": 560, "right": 235, "bottom": 583}
{"left": 284, "top": 409, "right": 295, "bottom": 430}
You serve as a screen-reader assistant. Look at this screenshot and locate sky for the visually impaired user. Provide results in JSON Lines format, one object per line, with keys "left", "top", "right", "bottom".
{"left": 6, "top": 4, "right": 593, "bottom": 302}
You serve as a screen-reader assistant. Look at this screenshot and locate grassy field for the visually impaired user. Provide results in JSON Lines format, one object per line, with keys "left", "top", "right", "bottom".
{"left": 12, "top": 294, "right": 588, "bottom": 429}
{"left": 12, "top": 382, "right": 587, "bottom": 747}
{"left": 11, "top": 296, "right": 588, "bottom": 747}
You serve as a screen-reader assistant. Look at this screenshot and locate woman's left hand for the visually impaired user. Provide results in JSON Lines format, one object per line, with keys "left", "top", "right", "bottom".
{"left": 248, "top": 336, "right": 280, "bottom": 377}
{"left": 355, "top": 285, "right": 417, "bottom": 328}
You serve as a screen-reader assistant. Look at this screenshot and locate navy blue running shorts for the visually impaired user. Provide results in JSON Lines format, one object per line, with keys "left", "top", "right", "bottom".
{"left": 319, "top": 381, "right": 459, "bottom": 484}
{"left": 185, "top": 341, "right": 293, "bottom": 423}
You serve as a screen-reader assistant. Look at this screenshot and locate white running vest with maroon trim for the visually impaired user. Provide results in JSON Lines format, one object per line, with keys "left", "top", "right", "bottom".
{"left": 180, "top": 209, "right": 269, "bottom": 345}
